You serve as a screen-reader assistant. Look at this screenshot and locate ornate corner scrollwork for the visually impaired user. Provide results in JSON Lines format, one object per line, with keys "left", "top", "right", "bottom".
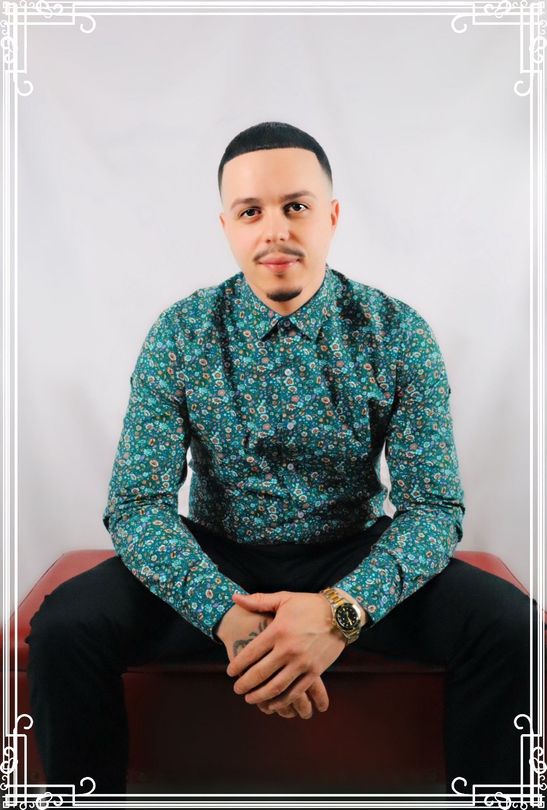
{"left": 450, "top": 0, "right": 547, "bottom": 96}
{"left": 450, "top": 713, "right": 546, "bottom": 806}
{"left": 2, "top": 713, "right": 96, "bottom": 807}
{"left": 483, "top": 792, "right": 513, "bottom": 808}
{"left": 1, "top": 1, "right": 97, "bottom": 96}
{"left": 34, "top": 794, "right": 65, "bottom": 808}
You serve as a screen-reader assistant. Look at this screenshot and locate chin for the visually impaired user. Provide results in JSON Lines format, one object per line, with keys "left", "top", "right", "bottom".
{"left": 266, "top": 287, "right": 303, "bottom": 303}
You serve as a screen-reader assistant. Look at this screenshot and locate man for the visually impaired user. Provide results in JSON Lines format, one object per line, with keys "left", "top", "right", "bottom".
{"left": 26, "top": 121, "right": 538, "bottom": 797}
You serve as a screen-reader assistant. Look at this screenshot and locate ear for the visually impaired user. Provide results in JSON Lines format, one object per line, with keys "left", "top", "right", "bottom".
{"left": 330, "top": 199, "right": 340, "bottom": 231}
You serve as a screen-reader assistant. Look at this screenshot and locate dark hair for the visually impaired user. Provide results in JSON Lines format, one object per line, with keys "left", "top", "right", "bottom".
{"left": 217, "top": 121, "right": 332, "bottom": 197}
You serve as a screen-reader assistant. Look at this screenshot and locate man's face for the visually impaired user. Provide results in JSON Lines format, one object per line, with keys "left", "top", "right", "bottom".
{"left": 219, "top": 147, "right": 339, "bottom": 312}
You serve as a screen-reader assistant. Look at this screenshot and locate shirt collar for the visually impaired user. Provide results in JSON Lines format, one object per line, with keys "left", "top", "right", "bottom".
{"left": 234, "top": 263, "right": 337, "bottom": 342}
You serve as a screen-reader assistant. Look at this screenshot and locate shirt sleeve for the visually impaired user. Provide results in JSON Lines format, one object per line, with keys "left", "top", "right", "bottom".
{"left": 331, "top": 307, "right": 466, "bottom": 627}
{"left": 101, "top": 305, "right": 248, "bottom": 644}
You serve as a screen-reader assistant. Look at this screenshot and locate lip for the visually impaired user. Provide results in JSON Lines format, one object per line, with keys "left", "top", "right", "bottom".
{"left": 259, "top": 258, "right": 299, "bottom": 272}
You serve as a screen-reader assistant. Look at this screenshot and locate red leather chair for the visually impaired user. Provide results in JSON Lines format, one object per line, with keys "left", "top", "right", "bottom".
{"left": 5, "top": 549, "right": 546, "bottom": 795}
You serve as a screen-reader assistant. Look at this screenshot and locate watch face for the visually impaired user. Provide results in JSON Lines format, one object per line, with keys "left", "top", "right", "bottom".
{"left": 335, "top": 603, "right": 360, "bottom": 631}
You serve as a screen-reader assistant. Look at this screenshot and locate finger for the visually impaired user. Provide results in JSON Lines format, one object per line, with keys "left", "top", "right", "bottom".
{"left": 306, "top": 677, "right": 329, "bottom": 712}
{"left": 291, "top": 692, "right": 313, "bottom": 720}
{"left": 275, "top": 704, "right": 298, "bottom": 719}
{"left": 243, "top": 663, "right": 301, "bottom": 705}
{"left": 262, "top": 684, "right": 314, "bottom": 718}
{"left": 233, "top": 650, "right": 283, "bottom": 695}
{"left": 267, "top": 671, "right": 316, "bottom": 711}
{"left": 231, "top": 591, "right": 284, "bottom": 613}
{"left": 257, "top": 700, "right": 296, "bottom": 718}
{"left": 226, "top": 622, "right": 276, "bottom": 678}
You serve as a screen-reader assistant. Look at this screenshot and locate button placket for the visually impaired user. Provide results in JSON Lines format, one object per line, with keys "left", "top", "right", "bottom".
{"left": 277, "top": 322, "right": 300, "bottom": 472}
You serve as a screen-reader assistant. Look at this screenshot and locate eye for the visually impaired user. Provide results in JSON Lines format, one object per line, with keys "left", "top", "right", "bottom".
{"left": 239, "top": 207, "right": 259, "bottom": 218}
{"left": 239, "top": 202, "right": 308, "bottom": 219}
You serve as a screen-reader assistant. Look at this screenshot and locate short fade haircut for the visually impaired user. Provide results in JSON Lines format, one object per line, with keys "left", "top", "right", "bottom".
{"left": 217, "top": 121, "right": 333, "bottom": 198}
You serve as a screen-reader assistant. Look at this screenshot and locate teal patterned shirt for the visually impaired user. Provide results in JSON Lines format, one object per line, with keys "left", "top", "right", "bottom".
{"left": 102, "top": 264, "right": 465, "bottom": 643}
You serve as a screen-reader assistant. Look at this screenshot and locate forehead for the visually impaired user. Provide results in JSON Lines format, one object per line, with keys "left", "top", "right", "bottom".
{"left": 222, "top": 147, "right": 326, "bottom": 198}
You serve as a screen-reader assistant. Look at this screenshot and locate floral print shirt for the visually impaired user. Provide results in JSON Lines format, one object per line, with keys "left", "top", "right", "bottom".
{"left": 102, "top": 264, "right": 465, "bottom": 643}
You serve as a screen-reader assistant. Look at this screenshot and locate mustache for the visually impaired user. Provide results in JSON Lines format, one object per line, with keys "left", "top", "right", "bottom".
{"left": 257, "top": 248, "right": 303, "bottom": 261}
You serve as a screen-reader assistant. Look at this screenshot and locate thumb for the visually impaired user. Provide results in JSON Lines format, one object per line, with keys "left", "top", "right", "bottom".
{"left": 232, "top": 591, "right": 283, "bottom": 612}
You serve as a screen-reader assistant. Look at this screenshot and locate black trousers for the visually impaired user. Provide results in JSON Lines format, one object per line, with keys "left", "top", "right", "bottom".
{"left": 25, "top": 514, "right": 540, "bottom": 798}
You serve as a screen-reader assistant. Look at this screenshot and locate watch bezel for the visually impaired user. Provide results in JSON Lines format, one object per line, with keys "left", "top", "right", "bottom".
{"left": 334, "top": 601, "right": 361, "bottom": 632}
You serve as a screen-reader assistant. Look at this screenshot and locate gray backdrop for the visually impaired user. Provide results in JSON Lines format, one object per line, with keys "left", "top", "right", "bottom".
{"left": 17, "top": 12, "right": 535, "bottom": 614}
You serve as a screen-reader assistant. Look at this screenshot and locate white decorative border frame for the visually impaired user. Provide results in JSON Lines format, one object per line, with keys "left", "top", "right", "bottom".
{"left": 1, "top": 1, "right": 545, "bottom": 807}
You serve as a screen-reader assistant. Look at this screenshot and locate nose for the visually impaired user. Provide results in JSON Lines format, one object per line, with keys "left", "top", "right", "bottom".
{"left": 261, "top": 208, "right": 290, "bottom": 243}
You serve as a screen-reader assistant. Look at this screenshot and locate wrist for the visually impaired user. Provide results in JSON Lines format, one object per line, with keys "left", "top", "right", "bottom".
{"left": 214, "top": 603, "right": 240, "bottom": 644}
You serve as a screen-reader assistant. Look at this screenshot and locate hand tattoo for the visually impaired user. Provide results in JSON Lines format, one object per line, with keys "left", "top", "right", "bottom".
{"left": 232, "top": 617, "right": 270, "bottom": 658}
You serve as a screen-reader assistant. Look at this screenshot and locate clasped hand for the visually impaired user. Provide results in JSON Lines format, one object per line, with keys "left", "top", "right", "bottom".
{"left": 226, "top": 590, "right": 346, "bottom": 714}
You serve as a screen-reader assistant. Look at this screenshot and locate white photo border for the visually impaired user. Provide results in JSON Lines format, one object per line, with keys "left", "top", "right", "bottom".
{"left": 2, "top": 1, "right": 546, "bottom": 807}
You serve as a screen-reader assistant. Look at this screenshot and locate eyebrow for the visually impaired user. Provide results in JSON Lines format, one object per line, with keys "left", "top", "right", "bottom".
{"left": 229, "top": 190, "right": 317, "bottom": 212}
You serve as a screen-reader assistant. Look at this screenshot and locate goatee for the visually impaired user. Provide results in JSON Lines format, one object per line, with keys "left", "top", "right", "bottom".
{"left": 266, "top": 287, "right": 303, "bottom": 303}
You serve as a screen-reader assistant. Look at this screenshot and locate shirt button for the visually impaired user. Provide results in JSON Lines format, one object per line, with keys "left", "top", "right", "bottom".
{"left": 287, "top": 420, "right": 296, "bottom": 430}
{"left": 287, "top": 463, "right": 295, "bottom": 470}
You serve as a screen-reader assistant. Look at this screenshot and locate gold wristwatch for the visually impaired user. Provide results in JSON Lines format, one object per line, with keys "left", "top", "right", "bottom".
{"left": 319, "top": 587, "right": 366, "bottom": 645}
